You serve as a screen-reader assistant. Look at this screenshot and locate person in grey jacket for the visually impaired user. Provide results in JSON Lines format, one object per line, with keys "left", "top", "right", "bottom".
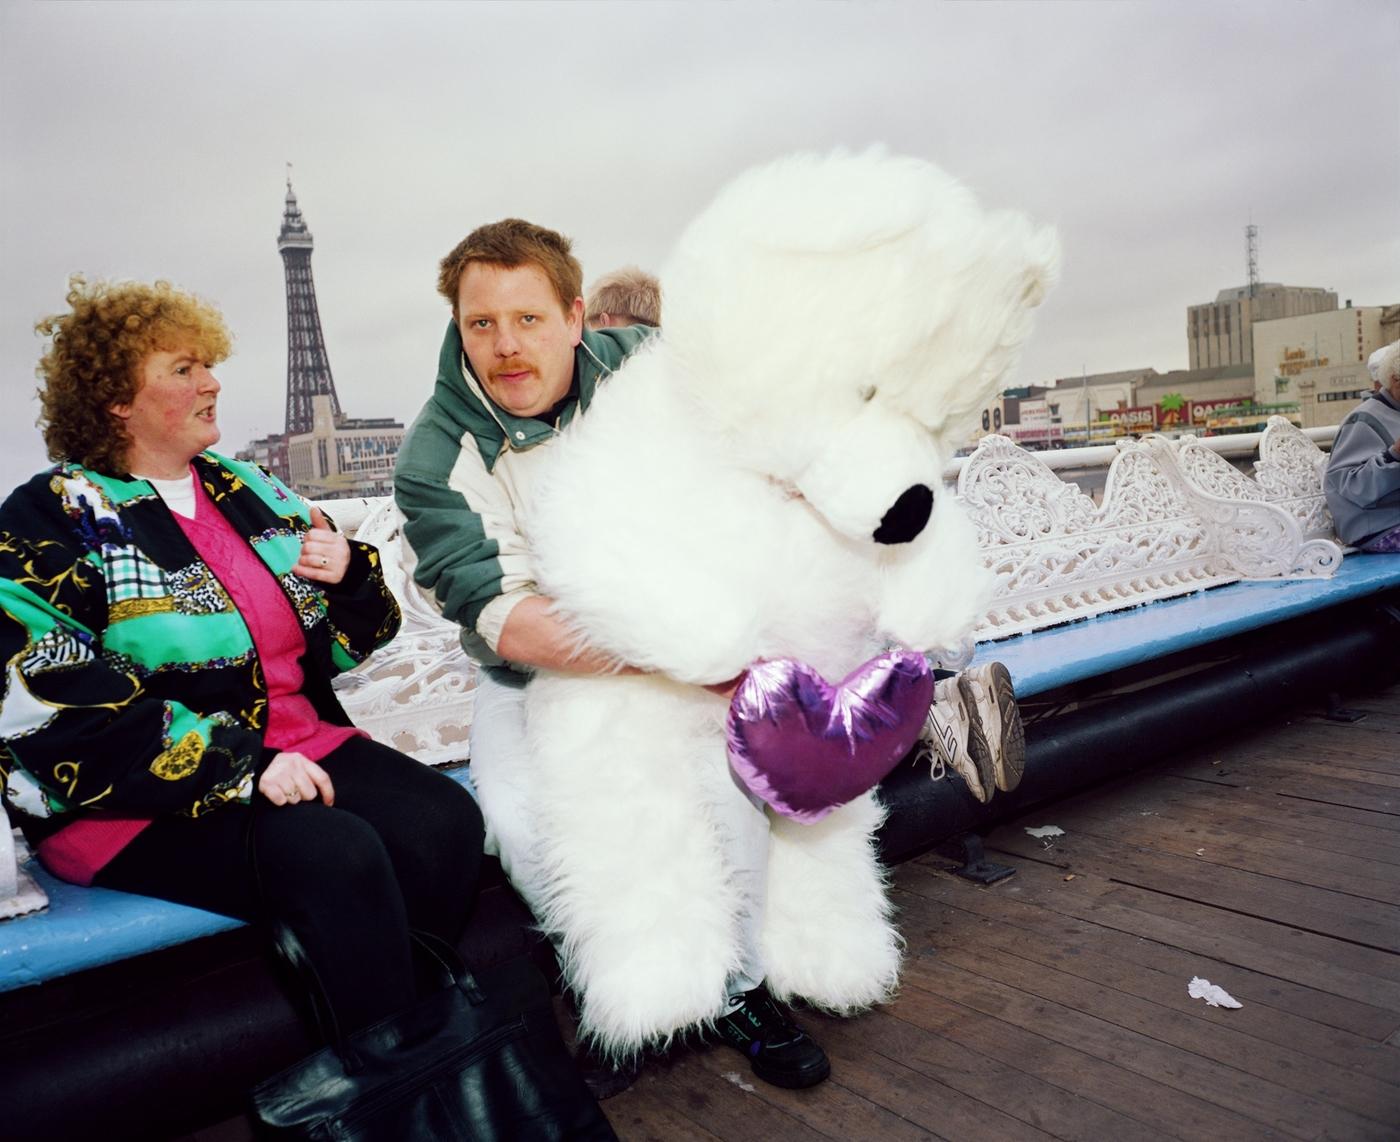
{"left": 1324, "top": 343, "right": 1400, "bottom": 549}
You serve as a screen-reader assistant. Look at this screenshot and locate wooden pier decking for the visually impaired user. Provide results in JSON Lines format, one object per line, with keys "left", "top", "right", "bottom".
{"left": 599, "top": 683, "right": 1400, "bottom": 1141}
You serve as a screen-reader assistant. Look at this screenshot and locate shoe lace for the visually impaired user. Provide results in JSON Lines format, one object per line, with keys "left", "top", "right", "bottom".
{"left": 914, "top": 741, "right": 946, "bottom": 781}
{"left": 725, "top": 986, "right": 802, "bottom": 1044}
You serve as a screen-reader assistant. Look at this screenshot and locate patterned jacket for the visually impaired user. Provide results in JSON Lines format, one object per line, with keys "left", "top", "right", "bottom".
{"left": 0, "top": 452, "right": 400, "bottom": 845}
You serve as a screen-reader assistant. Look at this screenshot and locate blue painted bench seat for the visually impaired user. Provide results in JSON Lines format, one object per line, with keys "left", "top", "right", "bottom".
{"left": 0, "top": 765, "right": 478, "bottom": 993}
{"left": 972, "top": 553, "right": 1400, "bottom": 698}
{"left": 6, "top": 553, "right": 1400, "bottom": 995}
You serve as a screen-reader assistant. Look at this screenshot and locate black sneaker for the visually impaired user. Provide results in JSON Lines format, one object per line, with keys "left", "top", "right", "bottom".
{"left": 574, "top": 1040, "right": 641, "bottom": 1100}
{"left": 714, "top": 983, "right": 831, "bottom": 1089}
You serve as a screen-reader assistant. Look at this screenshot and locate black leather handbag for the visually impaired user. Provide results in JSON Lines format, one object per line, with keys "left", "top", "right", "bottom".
{"left": 249, "top": 926, "right": 617, "bottom": 1141}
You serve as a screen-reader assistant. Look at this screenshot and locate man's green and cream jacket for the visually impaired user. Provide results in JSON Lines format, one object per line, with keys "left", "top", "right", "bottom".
{"left": 394, "top": 321, "right": 655, "bottom": 682}
{"left": 0, "top": 453, "right": 400, "bottom": 846}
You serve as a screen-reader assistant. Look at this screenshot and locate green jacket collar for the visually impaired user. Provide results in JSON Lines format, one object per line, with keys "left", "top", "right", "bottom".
{"left": 430, "top": 320, "right": 656, "bottom": 473}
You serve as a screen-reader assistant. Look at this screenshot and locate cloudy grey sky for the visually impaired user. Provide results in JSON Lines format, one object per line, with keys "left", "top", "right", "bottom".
{"left": 2, "top": 0, "right": 1396, "bottom": 492}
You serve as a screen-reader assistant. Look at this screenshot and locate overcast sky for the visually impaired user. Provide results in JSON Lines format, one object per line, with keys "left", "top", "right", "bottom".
{"left": 2, "top": 0, "right": 1396, "bottom": 492}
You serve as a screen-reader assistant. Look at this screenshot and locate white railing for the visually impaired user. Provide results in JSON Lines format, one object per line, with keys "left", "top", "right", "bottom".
{"left": 947, "top": 424, "right": 1336, "bottom": 478}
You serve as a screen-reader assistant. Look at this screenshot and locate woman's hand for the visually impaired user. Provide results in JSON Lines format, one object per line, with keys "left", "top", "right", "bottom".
{"left": 294, "top": 506, "right": 351, "bottom": 585}
{"left": 259, "top": 751, "right": 335, "bottom": 807}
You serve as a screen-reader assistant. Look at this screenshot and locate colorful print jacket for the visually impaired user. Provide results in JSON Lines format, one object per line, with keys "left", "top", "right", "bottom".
{"left": 0, "top": 452, "right": 400, "bottom": 846}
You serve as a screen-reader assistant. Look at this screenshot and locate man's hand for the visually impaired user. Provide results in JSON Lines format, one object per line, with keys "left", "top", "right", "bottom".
{"left": 259, "top": 751, "right": 335, "bottom": 807}
{"left": 496, "top": 597, "right": 750, "bottom": 695}
{"left": 294, "top": 506, "right": 351, "bottom": 585}
{"left": 702, "top": 672, "right": 747, "bottom": 700}
{"left": 497, "top": 595, "right": 642, "bottom": 675}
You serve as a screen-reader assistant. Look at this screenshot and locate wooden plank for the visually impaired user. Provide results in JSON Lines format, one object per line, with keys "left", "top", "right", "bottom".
{"left": 893, "top": 876, "right": 1400, "bottom": 1105}
{"left": 625, "top": 1032, "right": 975, "bottom": 1142}
{"left": 610, "top": 1052, "right": 836, "bottom": 1141}
{"left": 898, "top": 855, "right": 1400, "bottom": 1041}
{"left": 635, "top": 1020, "right": 1052, "bottom": 1142}
{"left": 783, "top": 1021, "right": 1050, "bottom": 1142}
{"left": 1189, "top": 746, "right": 1400, "bottom": 791}
{"left": 869, "top": 978, "right": 1274, "bottom": 1141}
{"left": 900, "top": 938, "right": 1398, "bottom": 1141}
{"left": 1025, "top": 762, "right": 1400, "bottom": 867}
{"left": 1157, "top": 758, "right": 1399, "bottom": 816}
{"left": 1165, "top": 770, "right": 1400, "bottom": 834}
{"left": 1042, "top": 795, "right": 1400, "bottom": 904}
{"left": 809, "top": 1004, "right": 1171, "bottom": 1142}
{"left": 1234, "top": 731, "right": 1400, "bottom": 779}
{"left": 1156, "top": 710, "right": 1400, "bottom": 794}
{"left": 984, "top": 826, "right": 1400, "bottom": 952}
{"left": 1069, "top": 873, "right": 1400, "bottom": 1018}
{"left": 921, "top": 938, "right": 1400, "bottom": 1133}
{"left": 1135, "top": 777, "right": 1400, "bottom": 866}
{"left": 606, "top": 1071, "right": 729, "bottom": 1142}
{"left": 897, "top": 862, "right": 1400, "bottom": 1071}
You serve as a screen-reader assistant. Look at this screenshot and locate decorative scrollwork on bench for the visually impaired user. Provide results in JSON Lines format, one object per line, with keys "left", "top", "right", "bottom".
{"left": 958, "top": 431, "right": 1341, "bottom": 641}
{"left": 1254, "top": 416, "right": 1337, "bottom": 541}
{"left": 330, "top": 499, "right": 477, "bottom": 767}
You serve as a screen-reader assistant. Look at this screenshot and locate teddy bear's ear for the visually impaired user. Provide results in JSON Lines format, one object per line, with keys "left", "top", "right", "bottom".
{"left": 1021, "top": 271, "right": 1049, "bottom": 309}
{"left": 1017, "top": 225, "right": 1063, "bottom": 310}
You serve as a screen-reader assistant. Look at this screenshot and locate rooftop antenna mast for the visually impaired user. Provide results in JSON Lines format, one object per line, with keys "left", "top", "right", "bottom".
{"left": 1245, "top": 222, "right": 1259, "bottom": 299}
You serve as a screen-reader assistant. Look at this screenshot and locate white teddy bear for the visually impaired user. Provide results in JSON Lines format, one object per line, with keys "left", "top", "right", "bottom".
{"left": 477, "top": 149, "right": 1059, "bottom": 1056}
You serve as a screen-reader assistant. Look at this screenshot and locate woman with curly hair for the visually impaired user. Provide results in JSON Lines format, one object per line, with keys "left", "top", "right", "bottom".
{"left": 0, "top": 277, "right": 485, "bottom": 1043}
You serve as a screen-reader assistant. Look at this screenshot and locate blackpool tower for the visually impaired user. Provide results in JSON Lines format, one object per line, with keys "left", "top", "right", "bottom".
{"left": 240, "top": 179, "right": 402, "bottom": 496}
{"left": 278, "top": 179, "right": 342, "bottom": 435}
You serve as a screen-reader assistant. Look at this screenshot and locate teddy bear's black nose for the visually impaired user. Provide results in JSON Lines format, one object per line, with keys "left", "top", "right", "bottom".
{"left": 873, "top": 484, "right": 934, "bottom": 545}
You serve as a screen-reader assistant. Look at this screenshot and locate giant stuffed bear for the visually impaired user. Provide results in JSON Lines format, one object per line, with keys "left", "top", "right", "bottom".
{"left": 473, "top": 149, "right": 1059, "bottom": 1057}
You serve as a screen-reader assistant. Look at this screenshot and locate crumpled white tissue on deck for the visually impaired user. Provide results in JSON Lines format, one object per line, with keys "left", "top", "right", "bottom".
{"left": 1188, "top": 977, "right": 1242, "bottom": 1008}
{"left": 1025, "top": 825, "right": 1064, "bottom": 839}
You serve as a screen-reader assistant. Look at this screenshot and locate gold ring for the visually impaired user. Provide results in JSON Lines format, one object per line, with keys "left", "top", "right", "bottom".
{"left": 286, "top": 789, "right": 300, "bottom": 802}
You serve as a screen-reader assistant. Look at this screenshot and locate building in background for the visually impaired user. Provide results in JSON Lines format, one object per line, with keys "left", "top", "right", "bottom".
{"left": 1134, "top": 364, "right": 1258, "bottom": 431}
{"left": 1250, "top": 303, "right": 1392, "bottom": 425}
{"left": 1187, "top": 283, "right": 1337, "bottom": 370}
{"left": 966, "top": 279, "right": 1393, "bottom": 451}
{"left": 966, "top": 371, "right": 1148, "bottom": 450}
{"left": 238, "top": 181, "right": 403, "bottom": 498}
{"left": 285, "top": 395, "right": 402, "bottom": 499}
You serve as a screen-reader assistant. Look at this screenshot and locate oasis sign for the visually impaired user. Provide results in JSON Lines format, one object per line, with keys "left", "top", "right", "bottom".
{"left": 1156, "top": 396, "right": 1254, "bottom": 429}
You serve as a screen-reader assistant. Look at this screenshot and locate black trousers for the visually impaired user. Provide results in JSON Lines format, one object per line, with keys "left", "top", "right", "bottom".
{"left": 96, "top": 736, "right": 485, "bottom": 1033}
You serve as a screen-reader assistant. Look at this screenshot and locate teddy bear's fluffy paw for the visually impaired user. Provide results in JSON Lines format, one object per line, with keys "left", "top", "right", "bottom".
{"left": 759, "top": 794, "right": 903, "bottom": 1011}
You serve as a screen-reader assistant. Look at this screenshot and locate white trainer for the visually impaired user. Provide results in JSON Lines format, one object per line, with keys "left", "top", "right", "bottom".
{"left": 921, "top": 676, "right": 994, "bottom": 803}
{"left": 957, "top": 662, "right": 1026, "bottom": 795}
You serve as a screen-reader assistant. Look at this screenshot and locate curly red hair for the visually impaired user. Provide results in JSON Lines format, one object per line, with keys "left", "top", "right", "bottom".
{"left": 36, "top": 276, "right": 232, "bottom": 474}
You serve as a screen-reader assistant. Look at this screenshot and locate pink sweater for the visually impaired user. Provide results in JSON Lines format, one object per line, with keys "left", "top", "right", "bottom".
{"left": 39, "top": 473, "right": 362, "bottom": 885}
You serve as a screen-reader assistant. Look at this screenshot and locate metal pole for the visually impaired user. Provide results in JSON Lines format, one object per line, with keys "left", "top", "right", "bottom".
{"left": 1082, "top": 367, "right": 1090, "bottom": 445}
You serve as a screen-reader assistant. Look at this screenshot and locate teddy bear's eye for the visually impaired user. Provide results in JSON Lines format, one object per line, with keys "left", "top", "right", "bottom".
{"left": 859, "top": 385, "right": 878, "bottom": 403}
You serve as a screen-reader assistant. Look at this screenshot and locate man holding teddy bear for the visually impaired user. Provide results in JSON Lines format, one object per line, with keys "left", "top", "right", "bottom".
{"left": 394, "top": 216, "right": 1024, "bottom": 1093}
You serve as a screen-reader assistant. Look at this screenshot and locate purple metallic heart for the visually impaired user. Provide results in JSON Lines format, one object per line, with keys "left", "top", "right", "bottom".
{"left": 725, "top": 650, "right": 934, "bottom": 823}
